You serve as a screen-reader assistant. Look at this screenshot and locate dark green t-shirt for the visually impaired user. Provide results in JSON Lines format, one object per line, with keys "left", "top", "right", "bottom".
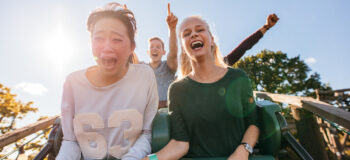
{"left": 168, "top": 68, "right": 259, "bottom": 157}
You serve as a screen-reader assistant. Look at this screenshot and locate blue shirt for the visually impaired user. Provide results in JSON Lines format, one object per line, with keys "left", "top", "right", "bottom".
{"left": 150, "top": 61, "right": 176, "bottom": 101}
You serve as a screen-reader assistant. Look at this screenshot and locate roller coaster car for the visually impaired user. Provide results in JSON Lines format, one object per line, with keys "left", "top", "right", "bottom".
{"left": 34, "top": 101, "right": 313, "bottom": 160}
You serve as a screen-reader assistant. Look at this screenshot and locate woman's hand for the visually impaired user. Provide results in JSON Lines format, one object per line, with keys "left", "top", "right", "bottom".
{"left": 142, "top": 140, "right": 189, "bottom": 160}
{"left": 228, "top": 144, "right": 249, "bottom": 160}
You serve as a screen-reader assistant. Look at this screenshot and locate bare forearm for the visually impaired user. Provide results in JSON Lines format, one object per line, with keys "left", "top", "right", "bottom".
{"left": 158, "top": 141, "right": 187, "bottom": 159}
{"left": 228, "top": 125, "right": 259, "bottom": 160}
{"left": 167, "top": 28, "right": 178, "bottom": 72}
{"left": 143, "top": 139, "right": 188, "bottom": 160}
{"left": 242, "top": 125, "right": 259, "bottom": 147}
{"left": 168, "top": 28, "right": 178, "bottom": 58}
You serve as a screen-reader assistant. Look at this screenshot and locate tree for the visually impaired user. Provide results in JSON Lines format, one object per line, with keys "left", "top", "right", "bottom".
{"left": 233, "top": 49, "right": 331, "bottom": 97}
{"left": 0, "top": 83, "right": 49, "bottom": 159}
{"left": 234, "top": 50, "right": 336, "bottom": 159}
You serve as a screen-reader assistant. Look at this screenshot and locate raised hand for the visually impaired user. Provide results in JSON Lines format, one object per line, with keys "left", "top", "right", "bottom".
{"left": 166, "top": 3, "right": 178, "bottom": 30}
{"left": 265, "top": 13, "right": 279, "bottom": 28}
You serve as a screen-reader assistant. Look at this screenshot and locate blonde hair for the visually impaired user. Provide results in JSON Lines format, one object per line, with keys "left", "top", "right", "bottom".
{"left": 179, "top": 16, "right": 227, "bottom": 78}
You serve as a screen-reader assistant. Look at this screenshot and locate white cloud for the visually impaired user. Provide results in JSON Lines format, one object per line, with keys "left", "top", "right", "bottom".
{"left": 305, "top": 57, "right": 317, "bottom": 65}
{"left": 15, "top": 82, "right": 48, "bottom": 96}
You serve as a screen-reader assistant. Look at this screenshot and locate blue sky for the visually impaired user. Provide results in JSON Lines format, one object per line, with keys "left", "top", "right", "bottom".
{"left": 0, "top": 0, "right": 349, "bottom": 124}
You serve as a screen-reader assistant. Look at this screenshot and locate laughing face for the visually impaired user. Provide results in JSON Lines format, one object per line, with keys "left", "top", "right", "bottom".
{"left": 148, "top": 39, "right": 165, "bottom": 63}
{"left": 91, "top": 17, "right": 134, "bottom": 75}
{"left": 179, "top": 17, "right": 214, "bottom": 60}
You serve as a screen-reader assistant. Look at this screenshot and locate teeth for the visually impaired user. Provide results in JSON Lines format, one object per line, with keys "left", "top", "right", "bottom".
{"left": 191, "top": 41, "right": 203, "bottom": 49}
{"left": 191, "top": 41, "right": 202, "bottom": 47}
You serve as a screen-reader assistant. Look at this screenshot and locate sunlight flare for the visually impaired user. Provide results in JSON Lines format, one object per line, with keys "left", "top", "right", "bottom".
{"left": 43, "top": 24, "right": 75, "bottom": 74}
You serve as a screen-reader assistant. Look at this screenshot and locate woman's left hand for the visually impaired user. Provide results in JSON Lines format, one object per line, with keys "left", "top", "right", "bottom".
{"left": 227, "top": 145, "right": 249, "bottom": 160}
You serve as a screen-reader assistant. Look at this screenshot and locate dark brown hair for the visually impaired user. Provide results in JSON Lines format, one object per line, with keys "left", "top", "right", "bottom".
{"left": 87, "top": 3, "right": 139, "bottom": 64}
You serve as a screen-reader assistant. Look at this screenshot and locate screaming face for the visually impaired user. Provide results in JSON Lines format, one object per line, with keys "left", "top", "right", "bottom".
{"left": 148, "top": 39, "right": 165, "bottom": 62}
{"left": 179, "top": 17, "right": 214, "bottom": 59}
{"left": 91, "top": 17, "right": 134, "bottom": 74}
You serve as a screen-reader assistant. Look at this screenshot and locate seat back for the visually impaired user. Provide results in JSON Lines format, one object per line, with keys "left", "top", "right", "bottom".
{"left": 52, "top": 118, "right": 63, "bottom": 157}
{"left": 151, "top": 108, "right": 171, "bottom": 152}
{"left": 255, "top": 100, "right": 282, "bottom": 156}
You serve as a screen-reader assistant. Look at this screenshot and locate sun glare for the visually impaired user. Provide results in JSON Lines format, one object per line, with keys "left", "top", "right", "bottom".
{"left": 43, "top": 25, "right": 75, "bottom": 75}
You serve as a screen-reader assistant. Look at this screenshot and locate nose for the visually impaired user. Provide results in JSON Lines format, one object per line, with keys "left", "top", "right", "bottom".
{"left": 190, "top": 32, "right": 199, "bottom": 39}
{"left": 102, "top": 39, "right": 113, "bottom": 53}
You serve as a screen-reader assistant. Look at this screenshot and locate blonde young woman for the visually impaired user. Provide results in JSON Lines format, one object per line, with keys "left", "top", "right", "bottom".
{"left": 143, "top": 16, "right": 260, "bottom": 160}
{"left": 56, "top": 3, "right": 158, "bottom": 160}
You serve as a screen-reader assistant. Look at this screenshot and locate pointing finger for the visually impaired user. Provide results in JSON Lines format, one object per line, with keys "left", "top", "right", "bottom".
{"left": 168, "top": 3, "right": 171, "bottom": 15}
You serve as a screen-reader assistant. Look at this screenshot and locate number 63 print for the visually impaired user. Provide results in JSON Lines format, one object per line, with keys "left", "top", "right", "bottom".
{"left": 73, "top": 109, "right": 143, "bottom": 159}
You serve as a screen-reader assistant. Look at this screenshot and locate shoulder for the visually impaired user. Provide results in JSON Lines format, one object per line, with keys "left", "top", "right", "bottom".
{"left": 227, "top": 67, "right": 249, "bottom": 79}
{"left": 65, "top": 68, "right": 86, "bottom": 83}
{"left": 131, "top": 63, "right": 153, "bottom": 73}
{"left": 161, "top": 60, "right": 170, "bottom": 68}
{"left": 168, "top": 77, "right": 190, "bottom": 93}
{"left": 129, "top": 64, "right": 156, "bottom": 79}
{"left": 226, "top": 68, "right": 253, "bottom": 88}
{"left": 162, "top": 60, "right": 176, "bottom": 74}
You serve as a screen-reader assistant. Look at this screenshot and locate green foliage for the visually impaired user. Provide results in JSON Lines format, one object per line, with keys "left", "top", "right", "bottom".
{"left": 233, "top": 50, "right": 331, "bottom": 96}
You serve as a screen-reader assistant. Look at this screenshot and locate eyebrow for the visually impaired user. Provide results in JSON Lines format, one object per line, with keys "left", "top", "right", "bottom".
{"left": 93, "top": 30, "right": 124, "bottom": 37}
{"left": 182, "top": 24, "right": 205, "bottom": 33}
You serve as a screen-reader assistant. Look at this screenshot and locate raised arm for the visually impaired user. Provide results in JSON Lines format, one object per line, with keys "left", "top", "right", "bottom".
{"left": 166, "top": 3, "right": 178, "bottom": 72}
{"left": 224, "top": 14, "right": 279, "bottom": 66}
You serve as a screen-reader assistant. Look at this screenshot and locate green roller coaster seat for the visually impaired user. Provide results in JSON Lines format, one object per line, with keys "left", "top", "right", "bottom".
{"left": 151, "top": 100, "right": 281, "bottom": 160}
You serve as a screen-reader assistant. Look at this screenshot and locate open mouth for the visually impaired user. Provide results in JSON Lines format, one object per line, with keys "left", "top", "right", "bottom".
{"left": 191, "top": 41, "right": 204, "bottom": 50}
{"left": 151, "top": 53, "right": 158, "bottom": 57}
{"left": 101, "top": 58, "right": 117, "bottom": 68}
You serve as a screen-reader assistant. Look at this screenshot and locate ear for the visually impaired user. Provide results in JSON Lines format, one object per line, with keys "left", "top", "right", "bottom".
{"left": 147, "top": 50, "right": 150, "bottom": 55}
{"left": 162, "top": 50, "right": 166, "bottom": 55}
